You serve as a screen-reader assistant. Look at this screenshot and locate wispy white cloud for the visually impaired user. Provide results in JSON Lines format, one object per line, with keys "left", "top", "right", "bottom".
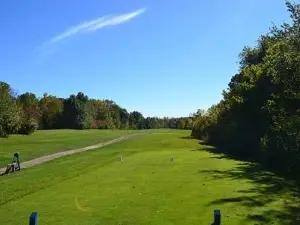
{"left": 42, "top": 8, "right": 146, "bottom": 47}
{"left": 87, "top": 8, "right": 146, "bottom": 31}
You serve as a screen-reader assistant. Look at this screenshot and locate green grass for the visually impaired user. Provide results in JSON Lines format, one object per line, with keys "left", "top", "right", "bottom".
{"left": 0, "top": 129, "right": 136, "bottom": 167}
{"left": 0, "top": 129, "right": 299, "bottom": 224}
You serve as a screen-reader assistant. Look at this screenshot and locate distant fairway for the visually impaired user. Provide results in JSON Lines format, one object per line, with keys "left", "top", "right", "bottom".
{"left": 0, "top": 129, "right": 136, "bottom": 167}
{"left": 0, "top": 130, "right": 299, "bottom": 224}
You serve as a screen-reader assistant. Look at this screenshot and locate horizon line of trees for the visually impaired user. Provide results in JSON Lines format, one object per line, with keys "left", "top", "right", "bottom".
{"left": 191, "top": 2, "right": 300, "bottom": 179}
{"left": 0, "top": 82, "right": 192, "bottom": 137}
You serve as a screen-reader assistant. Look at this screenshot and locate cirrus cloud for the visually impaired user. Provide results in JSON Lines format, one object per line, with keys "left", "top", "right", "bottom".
{"left": 42, "top": 7, "right": 147, "bottom": 47}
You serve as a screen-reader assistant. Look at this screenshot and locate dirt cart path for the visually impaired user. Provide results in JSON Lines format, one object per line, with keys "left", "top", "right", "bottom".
{"left": 0, "top": 134, "right": 134, "bottom": 173}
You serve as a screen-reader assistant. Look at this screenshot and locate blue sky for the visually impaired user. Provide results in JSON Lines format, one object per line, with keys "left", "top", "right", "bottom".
{"left": 0, "top": 0, "right": 291, "bottom": 117}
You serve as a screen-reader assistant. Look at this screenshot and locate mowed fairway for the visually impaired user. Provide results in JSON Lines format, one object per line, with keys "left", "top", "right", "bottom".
{"left": 1, "top": 130, "right": 299, "bottom": 224}
{"left": 0, "top": 129, "right": 135, "bottom": 167}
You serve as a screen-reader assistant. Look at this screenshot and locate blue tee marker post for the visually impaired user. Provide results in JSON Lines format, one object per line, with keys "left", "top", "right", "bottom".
{"left": 29, "top": 212, "right": 38, "bottom": 225}
{"left": 213, "top": 209, "right": 221, "bottom": 225}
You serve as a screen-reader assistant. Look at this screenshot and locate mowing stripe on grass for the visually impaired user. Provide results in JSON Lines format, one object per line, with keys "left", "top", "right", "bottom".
{"left": 0, "top": 134, "right": 135, "bottom": 173}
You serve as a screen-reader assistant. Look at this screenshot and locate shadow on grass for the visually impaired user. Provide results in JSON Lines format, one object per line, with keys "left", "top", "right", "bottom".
{"left": 193, "top": 144, "right": 258, "bottom": 162}
{"left": 179, "top": 136, "right": 195, "bottom": 140}
{"left": 199, "top": 160, "right": 300, "bottom": 224}
{"left": 179, "top": 136, "right": 300, "bottom": 224}
{"left": 184, "top": 137, "right": 300, "bottom": 224}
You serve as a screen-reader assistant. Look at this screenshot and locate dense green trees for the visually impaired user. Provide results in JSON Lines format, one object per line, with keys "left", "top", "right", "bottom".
{"left": 192, "top": 2, "right": 300, "bottom": 178}
{"left": 39, "top": 94, "right": 64, "bottom": 129}
{"left": 62, "top": 92, "right": 91, "bottom": 129}
{"left": 0, "top": 82, "right": 21, "bottom": 137}
{"left": 0, "top": 83, "right": 191, "bottom": 136}
{"left": 17, "top": 92, "right": 40, "bottom": 134}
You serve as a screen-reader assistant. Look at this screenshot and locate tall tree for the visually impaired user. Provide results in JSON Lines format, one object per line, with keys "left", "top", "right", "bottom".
{"left": 119, "top": 108, "right": 130, "bottom": 129}
{"left": 39, "top": 93, "right": 64, "bottom": 129}
{"left": 17, "top": 92, "right": 41, "bottom": 123}
{"left": 63, "top": 92, "right": 91, "bottom": 129}
{"left": 0, "top": 82, "right": 21, "bottom": 137}
{"left": 129, "top": 111, "right": 144, "bottom": 129}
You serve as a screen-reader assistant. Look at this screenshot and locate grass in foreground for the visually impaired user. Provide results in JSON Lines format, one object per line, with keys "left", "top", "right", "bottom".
{"left": 0, "top": 130, "right": 299, "bottom": 224}
{"left": 0, "top": 129, "right": 136, "bottom": 167}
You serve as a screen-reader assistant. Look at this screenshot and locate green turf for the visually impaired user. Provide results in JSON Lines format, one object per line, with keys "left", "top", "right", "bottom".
{"left": 0, "top": 130, "right": 299, "bottom": 224}
{"left": 0, "top": 129, "right": 136, "bottom": 167}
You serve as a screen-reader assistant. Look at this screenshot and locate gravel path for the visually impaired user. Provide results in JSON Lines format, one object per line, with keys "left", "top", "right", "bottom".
{"left": 0, "top": 134, "right": 134, "bottom": 173}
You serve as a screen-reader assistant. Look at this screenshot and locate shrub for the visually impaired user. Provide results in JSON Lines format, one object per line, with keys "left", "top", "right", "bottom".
{"left": 18, "top": 120, "right": 38, "bottom": 135}
{"left": 0, "top": 124, "right": 8, "bottom": 138}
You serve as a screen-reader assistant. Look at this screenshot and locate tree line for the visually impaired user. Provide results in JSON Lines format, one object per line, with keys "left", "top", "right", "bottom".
{"left": 0, "top": 82, "right": 192, "bottom": 137}
{"left": 191, "top": 2, "right": 300, "bottom": 179}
